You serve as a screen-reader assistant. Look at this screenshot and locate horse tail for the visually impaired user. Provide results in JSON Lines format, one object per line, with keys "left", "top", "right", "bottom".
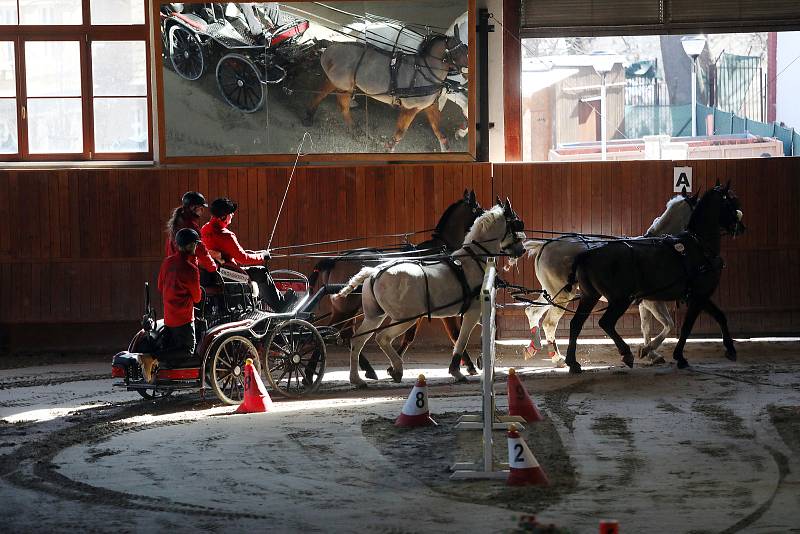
{"left": 308, "top": 258, "right": 337, "bottom": 288}
{"left": 337, "top": 267, "right": 377, "bottom": 298}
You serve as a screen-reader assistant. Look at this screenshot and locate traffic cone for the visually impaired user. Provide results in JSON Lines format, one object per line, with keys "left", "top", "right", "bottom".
{"left": 395, "top": 374, "right": 438, "bottom": 427}
{"left": 506, "top": 423, "right": 549, "bottom": 486}
{"left": 234, "top": 358, "right": 273, "bottom": 414}
{"left": 507, "top": 368, "right": 544, "bottom": 423}
{"left": 599, "top": 520, "right": 619, "bottom": 534}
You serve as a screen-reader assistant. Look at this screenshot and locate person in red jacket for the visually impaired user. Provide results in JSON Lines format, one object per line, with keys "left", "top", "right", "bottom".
{"left": 201, "top": 197, "right": 294, "bottom": 312}
{"left": 165, "top": 191, "right": 218, "bottom": 278}
{"left": 138, "top": 228, "right": 203, "bottom": 383}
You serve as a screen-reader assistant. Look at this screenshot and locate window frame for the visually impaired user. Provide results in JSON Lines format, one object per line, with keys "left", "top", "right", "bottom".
{"left": 0, "top": 0, "right": 152, "bottom": 162}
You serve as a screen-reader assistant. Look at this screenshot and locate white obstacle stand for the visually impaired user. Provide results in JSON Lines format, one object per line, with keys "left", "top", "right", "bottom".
{"left": 450, "top": 258, "right": 526, "bottom": 480}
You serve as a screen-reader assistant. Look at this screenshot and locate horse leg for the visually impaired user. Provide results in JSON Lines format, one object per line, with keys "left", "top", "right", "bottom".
{"left": 389, "top": 318, "right": 420, "bottom": 379}
{"left": 542, "top": 304, "right": 568, "bottom": 367}
{"left": 522, "top": 298, "right": 548, "bottom": 359}
{"left": 566, "top": 294, "right": 600, "bottom": 374}
{"left": 304, "top": 76, "right": 337, "bottom": 126}
{"left": 375, "top": 320, "right": 417, "bottom": 383}
{"left": 335, "top": 91, "right": 355, "bottom": 129}
{"left": 423, "top": 103, "right": 450, "bottom": 152}
{"left": 440, "top": 316, "right": 476, "bottom": 375}
{"left": 598, "top": 299, "right": 635, "bottom": 368}
{"left": 330, "top": 307, "right": 377, "bottom": 380}
{"left": 673, "top": 299, "right": 705, "bottom": 369}
{"left": 703, "top": 298, "right": 736, "bottom": 361}
{"left": 348, "top": 314, "right": 385, "bottom": 387}
{"left": 449, "top": 308, "right": 481, "bottom": 382}
{"left": 639, "top": 300, "right": 672, "bottom": 364}
{"left": 386, "top": 107, "right": 420, "bottom": 152}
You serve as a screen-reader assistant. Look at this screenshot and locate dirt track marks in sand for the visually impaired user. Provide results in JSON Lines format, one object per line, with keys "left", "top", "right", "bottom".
{"left": 361, "top": 412, "right": 578, "bottom": 514}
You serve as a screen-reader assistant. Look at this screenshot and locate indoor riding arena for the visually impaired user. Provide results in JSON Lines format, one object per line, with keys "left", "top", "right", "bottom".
{"left": 2, "top": 2, "right": 800, "bottom": 533}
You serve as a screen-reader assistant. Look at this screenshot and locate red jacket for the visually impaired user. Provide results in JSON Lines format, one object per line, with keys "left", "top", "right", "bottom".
{"left": 158, "top": 251, "right": 201, "bottom": 327}
{"left": 165, "top": 207, "right": 217, "bottom": 273}
{"left": 201, "top": 217, "right": 265, "bottom": 267}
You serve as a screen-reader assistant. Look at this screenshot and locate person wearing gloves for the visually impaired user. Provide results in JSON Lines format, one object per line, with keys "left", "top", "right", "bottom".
{"left": 200, "top": 197, "right": 295, "bottom": 312}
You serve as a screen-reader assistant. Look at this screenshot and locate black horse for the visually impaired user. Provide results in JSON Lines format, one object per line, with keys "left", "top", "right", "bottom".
{"left": 565, "top": 181, "right": 746, "bottom": 373}
{"left": 309, "top": 190, "right": 485, "bottom": 379}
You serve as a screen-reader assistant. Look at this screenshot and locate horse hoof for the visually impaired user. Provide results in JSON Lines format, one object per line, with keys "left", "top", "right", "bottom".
{"left": 638, "top": 346, "right": 649, "bottom": 359}
{"left": 364, "top": 369, "right": 379, "bottom": 380}
{"left": 476, "top": 355, "right": 483, "bottom": 370}
{"left": 389, "top": 369, "right": 403, "bottom": 383}
{"left": 353, "top": 381, "right": 369, "bottom": 390}
{"left": 725, "top": 350, "right": 737, "bottom": 362}
{"left": 568, "top": 364, "right": 582, "bottom": 374}
{"left": 552, "top": 354, "right": 566, "bottom": 368}
{"left": 676, "top": 358, "right": 690, "bottom": 369}
{"left": 449, "top": 366, "right": 467, "bottom": 382}
{"left": 466, "top": 365, "right": 478, "bottom": 376}
{"left": 622, "top": 353, "right": 634, "bottom": 368}
{"left": 650, "top": 354, "right": 666, "bottom": 365}
{"left": 523, "top": 346, "right": 538, "bottom": 360}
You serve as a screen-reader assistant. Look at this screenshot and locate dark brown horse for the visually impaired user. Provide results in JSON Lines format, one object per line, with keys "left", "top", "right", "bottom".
{"left": 309, "top": 190, "right": 484, "bottom": 379}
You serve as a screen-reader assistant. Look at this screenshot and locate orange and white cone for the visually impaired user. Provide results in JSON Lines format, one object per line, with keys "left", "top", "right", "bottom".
{"left": 507, "top": 424, "right": 549, "bottom": 486}
{"left": 395, "top": 374, "right": 438, "bottom": 427}
{"left": 507, "top": 368, "right": 544, "bottom": 423}
{"left": 234, "top": 358, "right": 273, "bottom": 414}
{"left": 599, "top": 520, "right": 619, "bottom": 534}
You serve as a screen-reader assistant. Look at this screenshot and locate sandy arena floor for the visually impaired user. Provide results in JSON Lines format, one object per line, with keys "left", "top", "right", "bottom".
{"left": 1, "top": 337, "right": 799, "bottom": 533}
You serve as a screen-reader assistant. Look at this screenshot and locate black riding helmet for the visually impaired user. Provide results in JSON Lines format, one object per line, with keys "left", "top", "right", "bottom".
{"left": 182, "top": 191, "right": 208, "bottom": 208}
{"left": 175, "top": 228, "right": 201, "bottom": 247}
{"left": 209, "top": 197, "right": 237, "bottom": 218}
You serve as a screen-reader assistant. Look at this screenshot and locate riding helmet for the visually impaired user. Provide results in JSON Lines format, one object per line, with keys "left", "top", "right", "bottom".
{"left": 182, "top": 191, "right": 208, "bottom": 208}
{"left": 175, "top": 228, "right": 201, "bottom": 247}
{"left": 209, "top": 197, "right": 238, "bottom": 218}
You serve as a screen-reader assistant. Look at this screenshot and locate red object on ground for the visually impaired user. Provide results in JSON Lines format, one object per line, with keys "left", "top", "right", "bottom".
{"left": 506, "top": 424, "right": 550, "bottom": 486}
{"left": 395, "top": 374, "right": 437, "bottom": 427}
{"left": 507, "top": 368, "right": 544, "bottom": 423}
{"left": 235, "top": 359, "right": 273, "bottom": 414}
{"left": 599, "top": 519, "right": 620, "bottom": 534}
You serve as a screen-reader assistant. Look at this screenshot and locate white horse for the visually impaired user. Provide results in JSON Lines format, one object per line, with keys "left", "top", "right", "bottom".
{"left": 521, "top": 190, "right": 699, "bottom": 366}
{"left": 336, "top": 200, "right": 526, "bottom": 387}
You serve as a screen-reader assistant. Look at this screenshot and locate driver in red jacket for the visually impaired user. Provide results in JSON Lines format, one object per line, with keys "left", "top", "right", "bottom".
{"left": 165, "top": 191, "right": 218, "bottom": 278}
{"left": 201, "top": 197, "right": 294, "bottom": 312}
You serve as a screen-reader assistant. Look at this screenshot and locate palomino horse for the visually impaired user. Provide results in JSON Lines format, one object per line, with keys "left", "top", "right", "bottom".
{"left": 565, "top": 182, "right": 745, "bottom": 373}
{"left": 337, "top": 199, "right": 525, "bottom": 387}
{"left": 309, "top": 190, "right": 484, "bottom": 379}
{"left": 520, "top": 189, "right": 699, "bottom": 366}
{"left": 303, "top": 33, "right": 468, "bottom": 152}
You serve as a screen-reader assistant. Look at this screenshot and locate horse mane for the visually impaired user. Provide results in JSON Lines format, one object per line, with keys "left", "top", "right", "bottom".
{"left": 645, "top": 194, "right": 690, "bottom": 236}
{"left": 418, "top": 33, "right": 448, "bottom": 56}
{"left": 432, "top": 198, "right": 467, "bottom": 238}
{"left": 464, "top": 205, "right": 504, "bottom": 244}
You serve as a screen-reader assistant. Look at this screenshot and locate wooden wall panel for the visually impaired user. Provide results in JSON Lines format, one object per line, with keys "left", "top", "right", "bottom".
{"left": 493, "top": 158, "right": 800, "bottom": 338}
{"left": 0, "top": 163, "right": 491, "bottom": 325}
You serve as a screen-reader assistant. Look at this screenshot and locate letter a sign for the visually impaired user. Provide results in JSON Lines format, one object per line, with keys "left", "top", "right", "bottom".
{"left": 673, "top": 167, "right": 692, "bottom": 193}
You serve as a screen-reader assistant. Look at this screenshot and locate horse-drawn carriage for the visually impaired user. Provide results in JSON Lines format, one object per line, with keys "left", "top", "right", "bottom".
{"left": 160, "top": 2, "right": 316, "bottom": 112}
{"left": 112, "top": 269, "right": 344, "bottom": 404}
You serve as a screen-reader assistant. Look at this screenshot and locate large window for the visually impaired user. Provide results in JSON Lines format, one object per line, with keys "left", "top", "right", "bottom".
{"left": 0, "top": 0, "right": 150, "bottom": 161}
{"left": 521, "top": 31, "right": 800, "bottom": 162}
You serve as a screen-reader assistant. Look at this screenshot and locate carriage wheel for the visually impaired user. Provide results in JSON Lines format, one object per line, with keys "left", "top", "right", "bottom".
{"left": 210, "top": 335, "right": 261, "bottom": 405}
{"left": 216, "top": 53, "right": 264, "bottom": 113}
{"left": 265, "top": 319, "right": 326, "bottom": 397}
{"left": 137, "top": 388, "right": 173, "bottom": 400}
{"left": 168, "top": 25, "right": 205, "bottom": 80}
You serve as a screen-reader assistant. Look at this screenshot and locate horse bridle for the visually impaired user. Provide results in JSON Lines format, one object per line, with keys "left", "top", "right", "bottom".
{"left": 463, "top": 215, "right": 525, "bottom": 271}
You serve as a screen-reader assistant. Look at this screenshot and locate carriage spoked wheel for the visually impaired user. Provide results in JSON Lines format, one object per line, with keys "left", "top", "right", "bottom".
{"left": 215, "top": 53, "right": 265, "bottom": 113}
{"left": 168, "top": 25, "right": 205, "bottom": 80}
{"left": 137, "top": 387, "right": 173, "bottom": 401}
{"left": 265, "top": 319, "right": 326, "bottom": 397}
{"left": 210, "top": 335, "right": 261, "bottom": 405}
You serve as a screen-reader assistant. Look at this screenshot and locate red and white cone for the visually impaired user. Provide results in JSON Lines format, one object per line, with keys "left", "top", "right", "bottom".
{"left": 507, "top": 424, "right": 549, "bottom": 486}
{"left": 234, "top": 358, "right": 273, "bottom": 414}
{"left": 523, "top": 326, "right": 542, "bottom": 359}
{"left": 507, "top": 368, "right": 544, "bottom": 423}
{"left": 599, "top": 519, "right": 619, "bottom": 534}
{"left": 395, "top": 374, "right": 438, "bottom": 427}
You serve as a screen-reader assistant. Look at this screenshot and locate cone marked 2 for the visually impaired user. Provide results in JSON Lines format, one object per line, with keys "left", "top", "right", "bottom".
{"left": 507, "top": 424, "right": 549, "bottom": 486}
{"left": 507, "top": 368, "right": 544, "bottom": 423}
{"left": 235, "top": 358, "right": 273, "bottom": 414}
{"left": 395, "top": 374, "right": 437, "bottom": 427}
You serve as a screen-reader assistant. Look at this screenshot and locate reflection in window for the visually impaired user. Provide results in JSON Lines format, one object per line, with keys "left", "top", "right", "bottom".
{"left": 25, "top": 41, "right": 81, "bottom": 97}
{"left": 27, "top": 98, "right": 82, "bottom": 153}
{"left": 0, "top": 99, "right": 17, "bottom": 154}
{"left": 92, "top": 41, "right": 146, "bottom": 96}
{"left": 19, "top": 0, "right": 82, "bottom": 25}
{"left": 90, "top": 0, "right": 145, "bottom": 25}
{"left": 0, "top": 0, "right": 17, "bottom": 24}
{"left": 521, "top": 32, "right": 799, "bottom": 161}
{"left": 93, "top": 97, "right": 147, "bottom": 152}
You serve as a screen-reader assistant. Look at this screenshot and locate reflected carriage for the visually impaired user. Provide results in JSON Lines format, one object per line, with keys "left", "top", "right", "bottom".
{"left": 160, "top": 2, "right": 316, "bottom": 112}
{"left": 112, "top": 269, "right": 344, "bottom": 404}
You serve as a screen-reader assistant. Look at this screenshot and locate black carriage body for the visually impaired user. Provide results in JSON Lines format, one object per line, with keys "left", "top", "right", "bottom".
{"left": 112, "top": 270, "right": 331, "bottom": 403}
{"left": 160, "top": 3, "right": 315, "bottom": 112}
